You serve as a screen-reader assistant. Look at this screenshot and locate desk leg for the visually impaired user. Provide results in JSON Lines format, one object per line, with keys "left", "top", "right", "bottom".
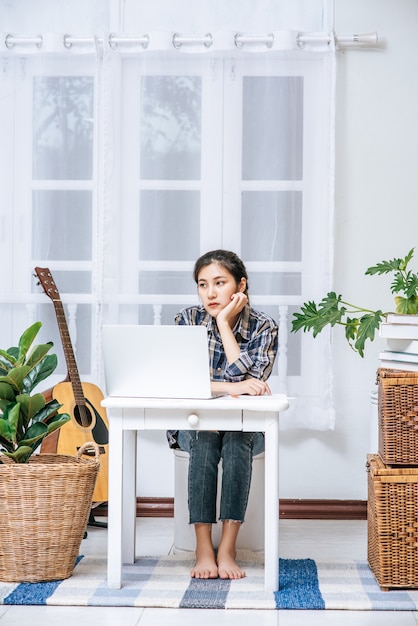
{"left": 264, "top": 414, "right": 279, "bottom": 591}
{"left": 107, "top": 413, "right": 123, "bottom": 589}
{"left": 122, "top": 429, "right": 137, "bottom": 563}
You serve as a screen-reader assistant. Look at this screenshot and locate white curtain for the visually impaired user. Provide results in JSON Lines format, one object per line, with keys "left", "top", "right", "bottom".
{"left": 0, "top": 0, "right": 335, "bottom": 430}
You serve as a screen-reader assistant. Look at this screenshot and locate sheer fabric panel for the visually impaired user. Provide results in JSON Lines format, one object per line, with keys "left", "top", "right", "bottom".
{"left": 0, "top": 0, "right": 335, "bottom": 430}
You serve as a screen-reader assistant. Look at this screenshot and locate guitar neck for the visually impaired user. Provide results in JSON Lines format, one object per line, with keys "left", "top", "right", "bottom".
{"left": 53, "top": 299, "right": 85, "bottom": 405}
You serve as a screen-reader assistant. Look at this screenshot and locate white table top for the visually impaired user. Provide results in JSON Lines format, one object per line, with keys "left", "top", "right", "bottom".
{"left": 102, "top": 393, "right": 289, "bottom": 412}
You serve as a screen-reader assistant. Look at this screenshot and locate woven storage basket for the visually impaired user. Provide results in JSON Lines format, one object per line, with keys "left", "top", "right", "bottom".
{"left": 377, "top": 368, "right": 418, "bottom": 465}
{"left": 0, "top": 441, "right": 100, "bottom": 583}
{"left": 367, "top": 453, "right": 418, "bottom": 590}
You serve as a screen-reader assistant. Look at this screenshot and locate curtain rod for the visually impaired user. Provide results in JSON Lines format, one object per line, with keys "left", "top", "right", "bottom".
{"left": 297, "top": 32, "right": 378, "bottom": 47}
{"left": 3, "top": 31, "right": 379, "bottom": 52}
{"left": 4, "top": 33, "right": 149, "bottom": 50}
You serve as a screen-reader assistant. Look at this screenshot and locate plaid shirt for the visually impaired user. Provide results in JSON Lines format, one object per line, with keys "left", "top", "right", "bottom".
{"left": 166, "top": 304, "right": 278, "bottom": 448}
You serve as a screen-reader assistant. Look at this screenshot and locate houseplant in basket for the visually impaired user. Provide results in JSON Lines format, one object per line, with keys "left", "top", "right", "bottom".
{"left": 0, "top": 321, "right": 100, "bottom": 582}
{"left": 0, "top": 321, "right": 70, "bottom": 462}
{"left": 291, "top": 248, "right": 418, "bottom": 356}
{"left": 292, "top": 248, "right": 418, "bottom": 467}
{"left": 292, "top": 250, "right": 418, "bottom": 589}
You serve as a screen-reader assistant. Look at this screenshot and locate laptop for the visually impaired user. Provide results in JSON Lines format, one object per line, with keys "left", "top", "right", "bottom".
{"left": 102, "top": 324, "right": 221, "bottom": 399}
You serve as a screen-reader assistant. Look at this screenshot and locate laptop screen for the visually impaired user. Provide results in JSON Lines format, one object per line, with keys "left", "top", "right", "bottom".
{"left": 101, "top": 324, "right": 214, "bottom": 399}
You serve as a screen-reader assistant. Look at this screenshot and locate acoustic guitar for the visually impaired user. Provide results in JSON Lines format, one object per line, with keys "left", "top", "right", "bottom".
{"left": 35, "top": 267, "right": 109, "bottom": 503}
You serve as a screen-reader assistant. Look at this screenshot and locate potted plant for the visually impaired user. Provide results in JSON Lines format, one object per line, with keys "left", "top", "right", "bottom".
{"left": 291, "top": 248, "right": 418, "bottom": 356}
{"left": 0, "top": 321, "right": 100, "bottom": 582}
{"left": 0, "top": 321, "right": 71, "bottom": 461}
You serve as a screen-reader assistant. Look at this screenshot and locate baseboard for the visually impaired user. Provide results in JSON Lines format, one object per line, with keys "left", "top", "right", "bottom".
{"left": 278, "top": 499, "right": 367, "bottom": 520}
{"left": 95, "top": 498, "right": 367, "bottom": 520}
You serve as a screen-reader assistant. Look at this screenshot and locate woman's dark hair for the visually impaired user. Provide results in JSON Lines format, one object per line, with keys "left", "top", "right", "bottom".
{"left": 193, "top": 250, "right": 249, "bottom": 296}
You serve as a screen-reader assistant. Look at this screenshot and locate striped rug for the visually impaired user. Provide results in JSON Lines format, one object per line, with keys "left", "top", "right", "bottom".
{"left": 1, "top": 552, "right": 418, "bottom": 609}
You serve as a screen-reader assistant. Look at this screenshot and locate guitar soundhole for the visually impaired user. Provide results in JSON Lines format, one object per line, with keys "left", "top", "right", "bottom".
{"left": 74, "top": 404, "right": 93, "bottom": 428}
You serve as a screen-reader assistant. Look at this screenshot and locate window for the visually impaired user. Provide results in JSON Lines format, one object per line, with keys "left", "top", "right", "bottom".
{"left": 1, "top": 41, "right": 334, "bottom": 425}
{"left": 110, "top": 51, "right": 332, "bottom": 400}
{"left": 3, "top": 57, "right": 97, "bottom": 379}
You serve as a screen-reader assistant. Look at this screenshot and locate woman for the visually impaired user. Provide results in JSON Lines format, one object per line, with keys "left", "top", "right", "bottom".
{"left": 167, "top": 250, "right": 278, "bottom": 580}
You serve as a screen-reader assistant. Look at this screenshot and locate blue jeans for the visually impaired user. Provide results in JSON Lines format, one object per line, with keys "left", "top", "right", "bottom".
{"left": 176, "top": 430, "right": 265, "bottom": 524}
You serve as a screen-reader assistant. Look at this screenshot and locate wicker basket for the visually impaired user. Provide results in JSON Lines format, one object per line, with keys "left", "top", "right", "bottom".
{"left": 0, "top": 442, "right": 100, "bottom": 582}
{"left": 377, "top": 368, "right": 418, "bottom": 465}
{"left": 367, "top": 453, "right": 418, "bottom": 590}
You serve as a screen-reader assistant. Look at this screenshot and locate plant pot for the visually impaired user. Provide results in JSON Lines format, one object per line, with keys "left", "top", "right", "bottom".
{"left": 0, "top": 442, "right": 100, "bottom": 582}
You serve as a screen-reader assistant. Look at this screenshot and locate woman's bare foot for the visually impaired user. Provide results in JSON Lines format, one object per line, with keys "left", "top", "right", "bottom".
{"left": 191, "top": 523, "right": 218, "bottom": 579}
{"left": 217, "top": 521, "right": 245, "bottom": 579}
{"left": 217, "top": 547, "right": 246, "bottom": 580}
{"left": 191, "top": 546, "right": 218, "bottom": 579}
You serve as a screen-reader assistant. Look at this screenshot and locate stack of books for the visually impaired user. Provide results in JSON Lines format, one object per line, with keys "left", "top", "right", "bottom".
{"left": 379, "top": 314, "right": 418, "bottom": 371}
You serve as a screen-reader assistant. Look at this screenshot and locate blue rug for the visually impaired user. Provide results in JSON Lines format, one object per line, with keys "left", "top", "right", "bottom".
{"left": 1, "top": 552, "right": 418, "bottom": 609}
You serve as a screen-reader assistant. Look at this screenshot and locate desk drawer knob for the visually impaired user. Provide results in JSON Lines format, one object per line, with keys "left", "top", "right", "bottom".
{"left": 188, "top": 413, "right": 199, "bottom": 427}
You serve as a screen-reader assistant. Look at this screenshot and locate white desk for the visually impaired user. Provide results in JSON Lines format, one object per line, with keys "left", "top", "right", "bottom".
{"left": 101, "top": 393, "right": 289, "bottom": 591}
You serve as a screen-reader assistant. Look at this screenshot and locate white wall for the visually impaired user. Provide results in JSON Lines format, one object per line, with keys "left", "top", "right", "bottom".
{"left": 137, "top": 0, "right": 418, "bottom": 500}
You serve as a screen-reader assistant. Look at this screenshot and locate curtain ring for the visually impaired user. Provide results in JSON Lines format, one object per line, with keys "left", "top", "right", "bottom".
{"left": 5, "top": 34, "right": 43, "bottom": 49}
{"left": 108, "top": 33, "right": 150, "bottom": 50}
{"left": 234, "top": 33, "right": 274, "bottom": 49}
{"left": 5, "top": 34, "right": 14, "bottom": 49}
{"left": 172, "top": 33, "right": 213, "bottom": 49}
{"left": 63, "top": 34, "right": 72, "bottom": 49}
{"left": 296, "top": 33, "right": 305, "bottom": 49}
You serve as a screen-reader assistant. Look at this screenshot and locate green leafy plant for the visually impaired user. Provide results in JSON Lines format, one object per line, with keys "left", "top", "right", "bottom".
{"left": 291, "top": 248, "right": 418, "bottom": 357}
{"left": 0, "top": 322, "right": 70, "bottom": 463}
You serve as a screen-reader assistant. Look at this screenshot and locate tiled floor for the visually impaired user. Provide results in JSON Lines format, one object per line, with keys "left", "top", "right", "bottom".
{"left": 1, "top": 518, "right": 418, "bottom": 625}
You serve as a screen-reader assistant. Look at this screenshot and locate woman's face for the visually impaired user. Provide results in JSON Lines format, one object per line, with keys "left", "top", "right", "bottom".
{"left": 197, "top": 262, "right": 245, "bottom": 318}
